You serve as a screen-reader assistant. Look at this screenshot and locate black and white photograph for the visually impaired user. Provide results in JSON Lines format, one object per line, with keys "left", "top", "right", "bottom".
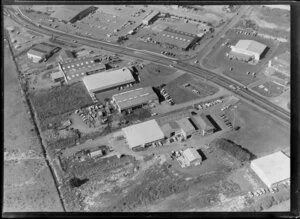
{"left": 2, "top": 1, "right": 296, "bottom": 215}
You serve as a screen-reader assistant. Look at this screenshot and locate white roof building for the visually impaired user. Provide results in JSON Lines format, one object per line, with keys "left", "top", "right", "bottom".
{"left": 230, "top": 40, "right": 267, "bottom": 60}
{"left": 122, "top": 120, "right": 165, "bottom": 149}
{"left": 251, "top": 151, "right": 290, "bottom": 188}
{"left": 82, "top": 68, "right": 135, "bottom": 93}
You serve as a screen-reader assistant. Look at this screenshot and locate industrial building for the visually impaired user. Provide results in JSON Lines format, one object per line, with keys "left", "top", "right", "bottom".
{"left": 177, "top": 148, "right": 202, "bottom": 168}
{"left": 159, "top": 27, "right": 200, "bottom": 51}
{"left": 230, "top": 40, "right": 267, "bottom": 61}
{"left": 112, "top": 87, "right": 158, "bottom": 113}
{"left": 251, "top": 151, "right": 290, "bottom": 188}
{"left": 59, "top": 56, "right": 107, "bottom": 83}
{"left": 142, "top": 10, "right": 160, "bottom": 25}
{"left": 50, "top": 5, "right": 98, "bottom": 23}
{"left": 27, "top": 43, "right": 56, "bottom": 63}
{"left": 122, "top": 119, "right": 165, "bottom": 149}
{"left": 268, "top": 51, "right": 290, "bottom": 76}
{"left": 59, "top": 49, "right": 75, "bottom": 61}
{"left": 161, "top": 117, "right": 196, "bottom": 140}
{"left": 191, "top": 114, "right": 216, "bottom": 136}
{"left": 83, "top": 68, "right": 135, "bottom": 94}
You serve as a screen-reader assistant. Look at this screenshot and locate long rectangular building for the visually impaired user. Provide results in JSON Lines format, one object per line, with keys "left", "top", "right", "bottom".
{"left": 59, "top": 56, "right": 107, "bottom": 82}
{"left": 27, "top": 43, "right": 56, "bottom": 63}
{"left": 159, "top": 27, "right": 200, "bottom": 51}
{"left": 83, "top": 68, "right": 135, "bottom": 93}
{"left": 122, "top": 119, "right": 165, "bottom": 149}
{"left": 142, "top": 10, "right": 160, "bottom": 25}
{"left": 112, "top": 87, "right": 158, "bottom": 113}
{"left": 191, "top": 114, "right": 216, "bottom": 136}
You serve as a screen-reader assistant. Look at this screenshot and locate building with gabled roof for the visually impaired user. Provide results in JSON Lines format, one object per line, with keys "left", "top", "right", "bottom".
{"left": 191, "top": 113, "right": 216, "bottom": 136}
{"left": 112, "top": 87, "right": 158, "bottom": 113}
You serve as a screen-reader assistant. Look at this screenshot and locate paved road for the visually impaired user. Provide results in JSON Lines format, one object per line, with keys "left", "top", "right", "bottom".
{"left": 6, "top": 7, "right": 290, "bottom": 124}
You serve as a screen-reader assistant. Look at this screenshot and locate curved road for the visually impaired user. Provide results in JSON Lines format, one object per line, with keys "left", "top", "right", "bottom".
{"left": 7, "top": 7, "right": 290, "bottom": 124}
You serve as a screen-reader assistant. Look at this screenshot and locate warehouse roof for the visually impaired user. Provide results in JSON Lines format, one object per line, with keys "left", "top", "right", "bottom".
{"left": 51, "top": 71, "right": 64, "bottom": 80}
{"left": 28, "top": 43, "right": 56, "bottom": 57}
{"left": 83, "top": 68, "right": 135, "bottom": 92}
{"left": 50, "top": 5, "right": 91, "bottom": 22}
{"left": 234, "top": 40, "right": 267, "bottom": 54}
{"left": 122, "top": 120, "right": 165, "bottom": 149}
{"left": 251, "top": 151, "right": 290, "bottom": 188}
{"left": 176, "top": 117, "right": 195, "bottom": 134}
{"left": 113, "top": 87, "right": 158, "bottom": 110}
{"left": 27, "top": 49, "right": 46, "bottom": 58}
{"left": 182, "top": 148, "right": 201, "bottom": 162}
{"left": 60, "top": 49, "right": 74, "bottom": 61}
{"left": 191, "top": 114, "right": 214, "bottom": 131}
{"left": 160, "top": 28, "right": 198, "bottom": 49}
{"left": 143, "top": 10, "right": 160, "bottom": 23}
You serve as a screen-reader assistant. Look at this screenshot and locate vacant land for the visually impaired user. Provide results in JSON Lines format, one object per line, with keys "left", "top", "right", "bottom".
{"left": 222, "top": 102, "right": 289, "bottom": 157}
{"left": 3, "top": 40, "right": 63, "bottom": 212}
{"left": 165, "top": 74, "right": 219, "bottom": 104}
{"left": 252, "top": 81, "right": 286, "bottom": 98}
{"left": 29, "top": 82, "right": 93, "bottom": 129}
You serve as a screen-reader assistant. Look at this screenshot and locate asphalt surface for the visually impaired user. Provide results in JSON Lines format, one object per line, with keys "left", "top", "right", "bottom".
{"left": 6, "top": 7, "right": 290, "bottom": 124}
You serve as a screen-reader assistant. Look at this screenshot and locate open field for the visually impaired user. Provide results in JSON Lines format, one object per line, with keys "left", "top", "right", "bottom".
{"left": 164, "top": 73, "right": 219, "bottom": 104}
{"left": 3, "top": 39, "right": 63, "bottom": 212}
{"left": 29, "top": 82, "right": 93, "bottom": 130}
{"left": 221, "top": 102, "right": 289, "bottom": 157}
{"left": 252, "top": 80, "right": 286, "bottom": 98}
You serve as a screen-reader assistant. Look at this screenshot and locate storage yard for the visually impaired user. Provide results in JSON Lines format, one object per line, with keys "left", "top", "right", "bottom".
{"left": 4, "top": 4, "right": 290, "bottom": 213}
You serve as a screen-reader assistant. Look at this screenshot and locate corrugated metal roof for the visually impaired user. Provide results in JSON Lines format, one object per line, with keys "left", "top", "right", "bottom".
{"left": 159, "top": 28, "right": 198, "bottom": 49}
{"left": 234, "top": 40, "right": 267, "bottom": 54}
{"left": 143, "top": 10, "right": 160, "bottom": 23}
{"left": 122, "top": 120, "right": 165, "bottom": 149}
{"left": 176, "top": 117, "right": 195, "bottom": 134}
{"left": 191, "top": 114, "right": 214, "bottom": 131}
{"left": 50, "top": 5, "right": 91, "bottom": 22}
{"left": 83, "top": 68, "right": 135, "bottom": 92}
{"left": 113, "top": 87, "right": 158, "bottom": 110}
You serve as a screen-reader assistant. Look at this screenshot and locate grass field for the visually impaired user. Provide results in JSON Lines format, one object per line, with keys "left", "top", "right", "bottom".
{"left": 164, "top": 74, "right": 219, "bottom": 104}
{"left": 30, "top": 82, "right": 93, "bottom": 125}
{"left": 222, "top": 102, "right": 289, "bottom": 157}
{"left": 252, "top": 81, "right": 286, "bottom": 98}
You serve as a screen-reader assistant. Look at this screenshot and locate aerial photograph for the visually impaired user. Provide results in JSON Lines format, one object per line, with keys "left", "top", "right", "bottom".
{"left": 3, "top": 4, "right": 291, "bottom": 213}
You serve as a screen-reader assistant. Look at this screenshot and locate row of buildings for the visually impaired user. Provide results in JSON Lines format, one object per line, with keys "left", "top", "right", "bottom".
{"left": 121, "top": 114, "right": 217, "bottom": 150}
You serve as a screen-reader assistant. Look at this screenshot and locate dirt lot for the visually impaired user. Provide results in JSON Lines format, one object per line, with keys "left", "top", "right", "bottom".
{"left": 252, "top": 80, "right": 287, "bottom": 98}
{"left": 3, "top": 39, "right": 63, "bottom": 212}
{"left": 164, "top": 73, "right": 219, "bottom": 104}
{"left": 222, "top": 102, "right": 289, "bottom": 157}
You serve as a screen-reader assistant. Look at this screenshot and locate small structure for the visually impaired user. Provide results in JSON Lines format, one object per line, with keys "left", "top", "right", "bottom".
{"left": 230, "top": 40, "right": 267, "bottom": 61}
{"left": 122, "top": 119, "right": 165, "bottom": 149}
{"left": 177, "top": 148, "right": 202, "bottom": 168}
{"left": 82, "top": 68, "right": 135, "bottom": 93}
{"left": 51, "top": 70, "right": 65, "bottom": 83}
{"left": 142, "top": 10, "right": 160, "bottom": 25}
{"left": 88, "top": 146, "right": 106, "bottom": 158}
{"left": 57, "top": 119, "right": 72, "bottom": 130}
{"left": 191, "top": 114, "right": 215, "bottom": 136}
{"left": 112, "top": 87, "right": 158, "bottom": 113}
{"left": 251, "top": 151, "right": 290, "bottom": 188}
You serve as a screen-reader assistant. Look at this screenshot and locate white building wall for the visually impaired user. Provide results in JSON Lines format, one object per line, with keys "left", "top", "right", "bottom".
{"left": 231, "top": 47, "right": 259, "bottom": 60}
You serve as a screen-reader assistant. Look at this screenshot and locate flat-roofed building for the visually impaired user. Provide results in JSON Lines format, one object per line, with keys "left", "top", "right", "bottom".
{"left": 27, "top": 43, "right": 56, "bottom": 63}
{"left": 59, "top": 56, "right": 107, "bottom": 83}
{"left": 50, "top": 5, "right": 97, "bottom": 23}
{"left": 268, "top": 51, "right": 290, "bottom": 76}
{"left": 159, "top": 27, "right": 200, "bottom": 51}
{"left": 51, "top": 70, "right": 65, "bottom": 83}
{"left": 142, "top": 10, "right": 160, "bottom": 25}
{"left": 230, "top": 40, "right": 267, "bottom": 61}
{"left": 112, "top": 87, "right": 158, "bottom": 113}
{"left": 251, "top": 151, "right": 290, "bottom": 188}
{"left": 176, "top": 117, "right": 196, "bottom": 139}
{"left": 83, "top": 68, "right": 135, "bottom": 93}
{"left": 122, "top": 119, "right": 165, "bottom": 149}
{"left": 191, "top": 113, "right": 215, "bottom": 136}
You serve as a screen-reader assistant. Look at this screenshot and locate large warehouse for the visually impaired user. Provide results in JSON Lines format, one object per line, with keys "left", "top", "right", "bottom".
{"left": 50, "top": 5, "right": 98, "bottom": 23}
{"left": 159, "top": 27, "right": 200, "bottom": 51}
{"left": 112, "top": 87, "right": 158, "bottom": 113}
{"left": 122, "top": 119, "right": 165, "bottom": 149}
{"left": 191, "top": 114, "right": 216, "bottom": 136}
{"left": 59, "top": 56, "right": 107, "bottom": 83}
{"left": 83, "top": 68, "right": 135, "bottom": 93}
{"left": 142, "top": 10, "right": 160, "bottom": 25}
{"left": 251, "top": 151, "right": 290, "bottom": 188}
{"left": 230, "top": 40, "right": 267, "bottom": 61}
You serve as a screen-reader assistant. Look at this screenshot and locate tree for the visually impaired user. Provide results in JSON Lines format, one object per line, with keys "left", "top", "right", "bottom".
{"left": 69, "top": 177, "right": 89, "bottom": 188}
